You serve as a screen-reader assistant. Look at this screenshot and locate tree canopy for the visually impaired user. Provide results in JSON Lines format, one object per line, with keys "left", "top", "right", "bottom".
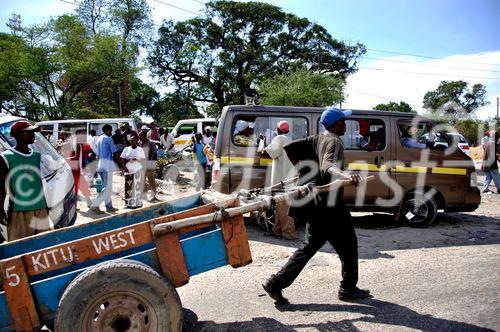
{"left": 0, "top": 0, "right": 154, "bottom": 121}
{"left": 0, "top": 16, "right": 124, "bottom": 121}
{"left": 148, "top": 0, "right": 365, "bottom": 115}
{"left": 373, "top": 101, "right": 415, "bottom": 113}
{"left": 422, "top": 80, "right": 489, "bottom": 119}
{"left": 258, "top": 68, "right": 345, "bottom": 107}
{"left": 2, "top": 0, "right": 367, "bottom": 122}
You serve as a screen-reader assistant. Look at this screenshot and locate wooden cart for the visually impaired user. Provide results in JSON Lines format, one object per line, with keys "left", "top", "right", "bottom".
{"left": 0, "top": 193, "right": 251, "bottom": 331}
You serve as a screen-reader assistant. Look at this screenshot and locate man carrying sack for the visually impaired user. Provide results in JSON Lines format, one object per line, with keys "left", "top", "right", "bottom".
{"left": 262, "top": 107, "right": 371, "bottom": 305}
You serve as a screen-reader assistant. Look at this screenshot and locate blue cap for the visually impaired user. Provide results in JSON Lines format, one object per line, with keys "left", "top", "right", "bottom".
{"left": 320, "top": 107, "right": 352, "bottom": 128}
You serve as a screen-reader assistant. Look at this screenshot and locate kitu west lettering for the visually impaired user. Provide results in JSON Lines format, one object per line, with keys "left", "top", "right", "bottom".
{"left": 30, "top": 229, "right": 137, "bottom": 273}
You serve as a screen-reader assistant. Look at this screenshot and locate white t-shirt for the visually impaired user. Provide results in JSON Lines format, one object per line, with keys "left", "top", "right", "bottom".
{"left": 265, "top": 134, "right": 295, "bottom": 185}
{"left": 120, "top": 146, "right": 145, "bottom": 174}
{"left": 87, "top": 135, "right": 99, "bottom": 154}
{"left": 202, "top": 134, "right": 214, "bottom": 148}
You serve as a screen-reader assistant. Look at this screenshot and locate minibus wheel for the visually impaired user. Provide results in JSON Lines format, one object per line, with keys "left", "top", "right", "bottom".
{"left": 396, "top": 191, "right": 437, "bottom": 228}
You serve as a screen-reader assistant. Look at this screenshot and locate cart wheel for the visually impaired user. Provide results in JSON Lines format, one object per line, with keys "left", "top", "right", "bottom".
{"left": 162, "top": 165, "right": 180, "bottom": 182}
{"left": 55, "top": 259, "right": 182, "bottom": 332}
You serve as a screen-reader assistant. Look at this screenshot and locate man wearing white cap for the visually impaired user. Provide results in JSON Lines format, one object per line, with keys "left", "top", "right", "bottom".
{"left": 202, "top": 126, "right": 214, "bottom": 148}
{"left": 262, "top": 107, "right": 370, "bottom": 305}
{"left": 233, "top": 120, "right": 255, "bottom": 146}
{"left": 262, "top": 120, "right": 297, "bottom": 239}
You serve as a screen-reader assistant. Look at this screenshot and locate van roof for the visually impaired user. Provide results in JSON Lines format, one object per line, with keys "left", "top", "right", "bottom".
{"left": 0, "top": 115, "right": 24, "bottom": 124}
{"left": 176, "top": 118, "right": 215, "bottom": 124}
{"left": 222, "top": 105, "right": 420, "bottom": 118}
{"left": 37, "top": 118, "right": 135, "bottom": 124}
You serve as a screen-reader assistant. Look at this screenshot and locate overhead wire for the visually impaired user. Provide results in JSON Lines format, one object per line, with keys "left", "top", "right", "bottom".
{"left": 361, "top": 56, "right": 500, "bottom": 73}
{"left": 152, "top": 0, "right": 222, "bottom": 24}
{"left": 358, "top": 66, "right": 500, "bottom": 80}
{"left": 366, "top": 48, "right": 500, "bottom": 67}
{"left": 58, "top": 0, "right": 78, "bottom": 5}
{"left": 153, "top": 0, "right": 202, "bottom": 16}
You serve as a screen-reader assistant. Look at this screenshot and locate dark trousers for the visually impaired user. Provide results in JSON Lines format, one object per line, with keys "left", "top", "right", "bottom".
{"left": 270, "top": 208, "right": 359, "bottom": 291}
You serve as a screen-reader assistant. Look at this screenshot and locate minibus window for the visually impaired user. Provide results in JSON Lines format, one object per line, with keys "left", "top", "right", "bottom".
{"left": 90, "top": 123, "right": 118, "bottom": 135}
{"left": 398, "top": 121, "right": 439, "bottom": 150}
{"left": 318, "top": 118, "right": 386, "bottom": 151}
{"left": 232, "top": 115, "right": 308, "bottom": 147}
{"left": 177, "top": 125, "right": 196, "bottom": 135}
{"left": 39, "top": 125, "right": 56, "bottom": 146}
{"left": 59, "top": 123, "right": 87, "bottom": 136}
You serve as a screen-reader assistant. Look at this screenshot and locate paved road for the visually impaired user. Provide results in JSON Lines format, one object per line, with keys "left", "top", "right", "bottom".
{"left": 179, "top": 242, "right": 499, "bottom": 331}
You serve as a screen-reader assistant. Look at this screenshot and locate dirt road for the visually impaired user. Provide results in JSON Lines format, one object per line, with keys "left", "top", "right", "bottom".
{"left": 74, "top": 172, "right": 499, "bottom": 331}
{"left": 177, "top": 191, "right": 499, "bottom": 331}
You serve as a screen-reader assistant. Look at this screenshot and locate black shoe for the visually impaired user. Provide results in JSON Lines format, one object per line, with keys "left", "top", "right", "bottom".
{"left": 262, "top": 280, "right": 289, "bottom": 305}
{"left": 338, "top": 287, "right": 371, "bottom": 302}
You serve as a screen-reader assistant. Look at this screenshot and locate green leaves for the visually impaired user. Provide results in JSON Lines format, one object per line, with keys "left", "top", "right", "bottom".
{"left": 258, "top": 69, "right": 345, "bottom": 107}
{"left": 423, "top": 80, "right": 489, "bottom": 118}
{"left": 373, "top": 101, "right": 415, "bottom": 113}
{"left": 1, "top": 0, "right": 153, "bottom": 120}
{"left": 149, "top": 1, "right": 365, "bottom": 115}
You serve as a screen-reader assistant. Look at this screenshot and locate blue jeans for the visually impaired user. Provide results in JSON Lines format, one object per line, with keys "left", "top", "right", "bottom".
{"left": 91, "top": 171, "right": 114, "bottom": 210}
{"left": 483, "top": 168, "right": 500, "bottom": 193}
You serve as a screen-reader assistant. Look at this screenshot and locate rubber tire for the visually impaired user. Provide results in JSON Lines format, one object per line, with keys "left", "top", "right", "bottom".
{"left": 55, "top": 259, "right": 183, "bottom": 332}
{"left": 162, "top": 165, "right": 180, "bottom": 182}
{"left": 396, "top": 191, "right": 438, "bottom": 228}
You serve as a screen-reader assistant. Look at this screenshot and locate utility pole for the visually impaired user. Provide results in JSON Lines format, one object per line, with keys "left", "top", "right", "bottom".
{"left": 496, "top": 97, "right": 499, "bottom": 120}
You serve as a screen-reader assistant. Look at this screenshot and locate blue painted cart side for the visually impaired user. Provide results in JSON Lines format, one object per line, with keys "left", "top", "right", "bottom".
{"left": 0, "top": 194, "right": 202, "bottom": 259}
{"left": 0, "top": 194, "right": 251, "bottom": 331}
{"left": 0, "top": 228, "right": 228, "bottom": 331}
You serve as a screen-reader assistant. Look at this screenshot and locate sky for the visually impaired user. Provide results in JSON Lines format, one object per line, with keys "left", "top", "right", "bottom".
{"left": 1, "top": 0, "right": 499, "bottom": 120}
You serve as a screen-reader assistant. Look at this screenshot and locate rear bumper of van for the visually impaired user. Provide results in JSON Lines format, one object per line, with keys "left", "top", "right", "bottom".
{"left": 445, "top": 186, "right": 481, "bottom": 212}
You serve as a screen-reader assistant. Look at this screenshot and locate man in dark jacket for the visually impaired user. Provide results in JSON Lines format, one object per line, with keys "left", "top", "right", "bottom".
{"left": 262, "top": 107, "right": 370, "bottom": 305}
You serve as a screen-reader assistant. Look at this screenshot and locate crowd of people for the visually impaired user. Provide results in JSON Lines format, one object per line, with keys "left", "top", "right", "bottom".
{"left": 56, "top": 122, "right": 216, "bottom": 213}
{"left": 0, "top": 119, "right": 220, "bottom": 242}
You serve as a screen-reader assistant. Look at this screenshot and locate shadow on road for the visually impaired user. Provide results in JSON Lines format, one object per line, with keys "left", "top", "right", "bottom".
{"left": 245, "top": 210, "right": 500, "bottom": 261}
{"left": 279, "top": 298, "right": 494, "bottom": 332}
{"left": 183, "top": 298, "right": 493, "bottom": 331}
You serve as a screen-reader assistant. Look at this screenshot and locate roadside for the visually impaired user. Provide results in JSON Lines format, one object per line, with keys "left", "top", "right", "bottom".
{"left": 75, "top": 171, "right": 198, "bottom": 225}
{"left": 72, "top": 170, "right": 499, "bottom": 331}
{"left": 180, "top": 244, "right": 499, "bottom": 331}
{"left": 178, "top": 189, "right": 499, "bottom": 332}
{"left": 76, "top": 172, "right": 499, "bottom": 249}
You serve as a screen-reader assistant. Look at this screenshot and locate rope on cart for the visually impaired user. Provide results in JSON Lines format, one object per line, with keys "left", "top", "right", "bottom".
{"left": 213, "top": 204, "right": 234, "bottom": 244}
{"left": 213, "top": 204, "right": 230, "bottom": 223}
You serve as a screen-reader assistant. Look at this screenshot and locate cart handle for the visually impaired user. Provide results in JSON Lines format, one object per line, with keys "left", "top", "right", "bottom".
{"left": 154, "top": 176, "right": 374, "bottom": 236}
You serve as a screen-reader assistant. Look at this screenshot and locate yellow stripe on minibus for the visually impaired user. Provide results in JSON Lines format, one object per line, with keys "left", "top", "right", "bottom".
{"left": 175, "top": 140, "right": 189, "bottom": 145}
{"left": 220, "top": 156, "right": 254, "bottom": 165}
{"left": 431, "top": 167, "right": 467, "bottom": 175}
{"left": 220, "top": 156, "right": 273, "bottom": 166}
{"left": 394, "top": 165, "right": 428, "bottom": 174}
{"left": 260, "top": 158, "right": 272, "bottom": 166}
{"left": 347, "top": 163, "right": 379, "bottom": 171}
{"left": 221, "top": 158, "right": 467, "bottom": 176}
